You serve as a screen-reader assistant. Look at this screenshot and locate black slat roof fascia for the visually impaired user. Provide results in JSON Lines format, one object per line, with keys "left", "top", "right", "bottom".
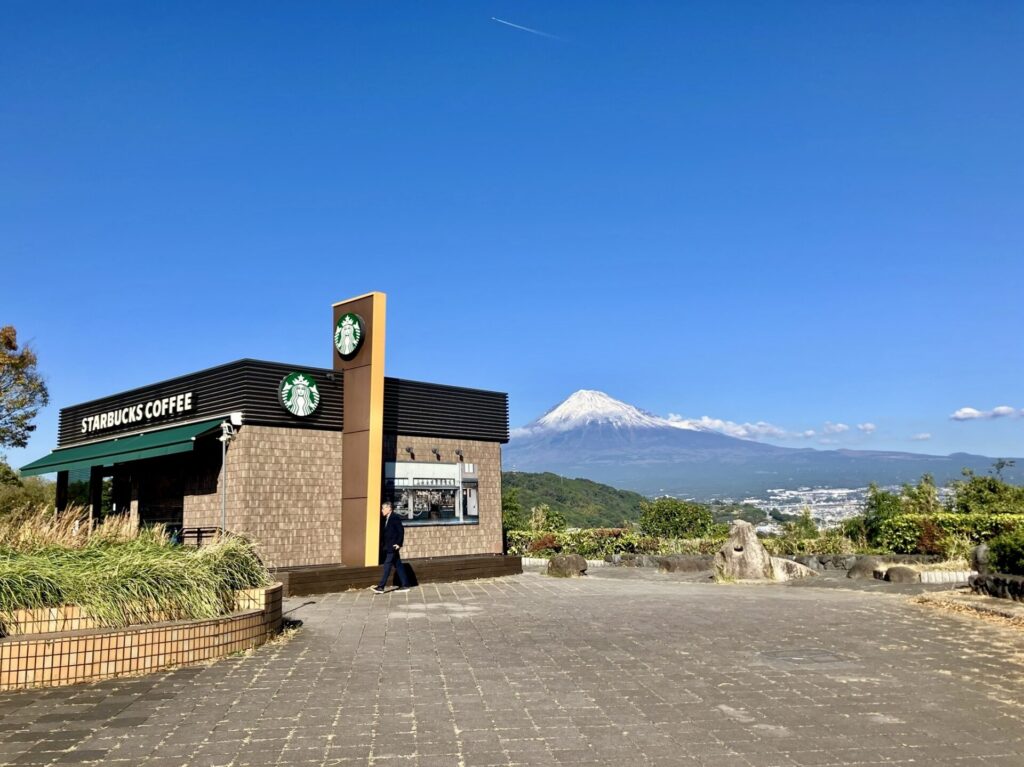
{"left": 55, "top": 360, "right": 508, "bottom": 447}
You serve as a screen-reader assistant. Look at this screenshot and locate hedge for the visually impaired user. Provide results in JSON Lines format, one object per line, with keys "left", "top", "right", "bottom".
{"left": 506, "top": 528, "right": 728, "bottom": 558}
{"left": 875, "top": 513, "right": 1024, "bottom": 554}
{"left": 988, "top": 529, "right": 1024, "bottom": 576}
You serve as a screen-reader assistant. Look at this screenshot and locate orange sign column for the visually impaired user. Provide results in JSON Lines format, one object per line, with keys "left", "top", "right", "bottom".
{"left": 332, "top": 292, "right": 387, "bottom": 567}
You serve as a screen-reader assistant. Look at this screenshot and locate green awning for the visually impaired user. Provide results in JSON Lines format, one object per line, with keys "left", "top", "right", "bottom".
{"left": 19, "top": 418, "right": 225, "bottom": 477}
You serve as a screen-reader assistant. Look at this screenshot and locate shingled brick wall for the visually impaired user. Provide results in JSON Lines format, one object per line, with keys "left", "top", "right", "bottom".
{"left": 184, "top": 426, "right": 344, "bottom": 569}
{"left": 181, "top": 427, "right": 503, "bottom": 567}
{"left": 387, "top": 435, "right": 503, "bottom": 560}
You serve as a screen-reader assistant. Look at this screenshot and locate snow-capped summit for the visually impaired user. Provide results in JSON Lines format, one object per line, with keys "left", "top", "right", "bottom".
{"left": 531, "top": 389, "right": 669, "bottom": 431}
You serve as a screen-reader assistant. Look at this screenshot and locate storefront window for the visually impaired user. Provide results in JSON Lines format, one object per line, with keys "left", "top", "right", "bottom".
{"left": 383, "top": 462, "right": 479, "bottom": 525}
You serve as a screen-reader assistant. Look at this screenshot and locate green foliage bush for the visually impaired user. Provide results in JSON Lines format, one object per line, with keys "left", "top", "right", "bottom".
{"left": 506, "top": 528, "right": 661, "bottom": 558}
{"left": 0, "top": 459, "right": 55, "bottom": 517}
{"left": 988, "top": 529, "right": 1024, "bottom": 576}
{"left": 875, "top": 513, "right": 1024, "bottom": 554}
{"left": 762, "top": 529, "right": 856, "bottom": 556}
{"left": 0, "top": 507, "right": 271, "bottom": 631}
{"left": 947, "top": 470, "right": 1024, "bottom": 515}
{"left": 501, "top": 487, "right": 527, "bottom": 532}
{"left": 638, "top": 498, "right": 714, "bottom": 539}
{"left": 528, "top": 503, "right": 566, "bottom": 532}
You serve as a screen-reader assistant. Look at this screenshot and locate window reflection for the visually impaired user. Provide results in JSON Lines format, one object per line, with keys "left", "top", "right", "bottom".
{"left": 383, "top": 461, "right": 479, "bottom": 526}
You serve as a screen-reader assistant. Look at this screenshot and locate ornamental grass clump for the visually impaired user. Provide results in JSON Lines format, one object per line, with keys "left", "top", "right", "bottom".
{"left": 0, "top": 505, "right": 270, "bottom": 633}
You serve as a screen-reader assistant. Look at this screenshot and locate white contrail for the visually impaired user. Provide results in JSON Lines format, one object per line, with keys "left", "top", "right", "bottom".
{"left": 491, "top": 17, "right": 560, "bottom": 40}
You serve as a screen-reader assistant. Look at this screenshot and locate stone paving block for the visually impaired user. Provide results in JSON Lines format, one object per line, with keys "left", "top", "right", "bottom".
{"left": 3, "top": 571, "right": 1024, "bottom": 767}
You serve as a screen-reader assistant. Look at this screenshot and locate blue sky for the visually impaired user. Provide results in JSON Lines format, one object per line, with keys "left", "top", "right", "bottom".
{"left": 3, "top": 1, "right": 1022, "bottom": 468}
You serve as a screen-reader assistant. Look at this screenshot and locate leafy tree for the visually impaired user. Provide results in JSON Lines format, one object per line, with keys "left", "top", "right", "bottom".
{"left": 0, "top": 326, "right": 49, "bottom": 450}
{"left": 948, "top": 467, "right": 1024, "bottom": 515}
{"left": 900, "top": 474, "right": 943, "bottom": 516}
{"left": 501, "top": 487, "right": 527, "bottom": 531}
{"left": 853, "top": 482, "right": 903, "bottom": 544}
{"left": 528, "top": 503, "right": 566, "bottom": 532}
{"left": 785, "top": 508, "right": 819, "bottom": 539}
{"left": 993, "top": 459, "right": 1016, "bottom": 480}
{"left": 0, "top": 458, "right": 20, "bottom": 487}
{"left": 637, "top": 497, "right": 714, "bottom": 539}
{"left": 0, "top": 457, "right": 55, "bottom": 515}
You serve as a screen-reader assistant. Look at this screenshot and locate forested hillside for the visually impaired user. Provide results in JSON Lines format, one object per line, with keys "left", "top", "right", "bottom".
{"left": 501, "top": 472, "right": 646, "bottom": 528}
{"left": 502, "top": 471, "right": 776, "bottom": 529}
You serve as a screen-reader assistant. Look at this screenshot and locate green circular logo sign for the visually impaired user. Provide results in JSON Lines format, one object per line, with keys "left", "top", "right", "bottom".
{"left": 334, "top": 313, "right": 365, "bottom": 359}
{"left": 280, "top": 372, "right": 321, "bottom": 417}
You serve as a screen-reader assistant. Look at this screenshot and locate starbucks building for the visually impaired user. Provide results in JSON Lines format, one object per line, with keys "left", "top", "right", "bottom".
{"left": 20, "top": 293, "right": 512, "bottom": 577}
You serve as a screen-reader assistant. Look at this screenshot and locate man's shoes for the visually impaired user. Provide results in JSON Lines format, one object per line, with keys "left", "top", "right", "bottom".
{"left": 371, "top": 586, "right": 386, "bottom": 594}
{"left": 396, "top": 586, "right": 413, "bottom": 591}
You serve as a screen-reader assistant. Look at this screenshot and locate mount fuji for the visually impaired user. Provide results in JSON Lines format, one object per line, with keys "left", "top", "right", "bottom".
{"left": 504, "top": 390, "right": 1020, "bottom": 498}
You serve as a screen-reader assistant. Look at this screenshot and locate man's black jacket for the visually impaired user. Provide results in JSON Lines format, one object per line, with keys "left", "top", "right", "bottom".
{"left": 382, "top": 511, "right": 405, "bottom": 552}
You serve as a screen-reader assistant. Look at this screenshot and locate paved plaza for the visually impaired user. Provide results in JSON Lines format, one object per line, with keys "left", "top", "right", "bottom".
{"left": 2, "top": 569, "right": 1024, "bottom": 766}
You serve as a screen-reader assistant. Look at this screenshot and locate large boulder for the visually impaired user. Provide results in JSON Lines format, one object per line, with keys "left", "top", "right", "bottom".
{"left": 771, "top": 557, "right": 818, "bottom": 581}
{"left": 884, "top": 565, "right": 921, "bottom": 583}
{"left": 847, "top": 556, "right": 882, "bottom": 580}
{"left": 547, "top": 553, "right": 587, "bottom": 578}
{"left": 971, "top": 544, "right": 990, "bottom": 576}
{"left": 714, "top": 521, "right": 774, "bottom": 581}
{"left": 658, "top": 555, "right": 714, "bottom": 573}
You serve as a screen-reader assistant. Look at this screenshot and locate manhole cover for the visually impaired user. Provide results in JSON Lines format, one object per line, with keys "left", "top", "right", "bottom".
{"left": 760, "top": 649, "right": 851, "bottom": 664}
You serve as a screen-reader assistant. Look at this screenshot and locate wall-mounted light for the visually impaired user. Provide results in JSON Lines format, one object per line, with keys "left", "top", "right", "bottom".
{"left": 431, "top": 447, "right": 441, "bottom": 460}
{"left": 455, "top": 449, "right": 464, "bottom": 462}
{"left": 404, "top": 446, "right": 415, "bottom": 460}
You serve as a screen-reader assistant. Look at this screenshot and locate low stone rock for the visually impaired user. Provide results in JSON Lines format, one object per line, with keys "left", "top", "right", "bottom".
{"left": 970, "top": 573, "right": 1024, "bottom": 601}
{"left": 635, "top": 554, "right": 664, "bottom": 568}
{"left": 847, "top": 556, "right": 882, "bottom": 580}
{"left": 833, "top": 555, "right": 858, "bottom": 571}
{"left": 714, "top": 521, "right": 774, "bottom": 581}
{"left": 884, "top": 565, "right": 921, "bottom": 584}
{"left": 791, "top": 556, "right": 823, "bottom": 571}
{"left": 771, "top": 557, "right": 818, "bottom": 581}
{"left": 658, "top": 555, "right": 714, "bottom": 573}
{"left": 547, "top": 554, "right": 587, "bottom": 578}
{"left": 971, "top": 544, "right": 990, "bottom": 576}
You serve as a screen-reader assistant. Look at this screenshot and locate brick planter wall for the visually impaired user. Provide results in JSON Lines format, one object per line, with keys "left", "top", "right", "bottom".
{"left": 0, "top": 583, "right": 282, "bottom": 692}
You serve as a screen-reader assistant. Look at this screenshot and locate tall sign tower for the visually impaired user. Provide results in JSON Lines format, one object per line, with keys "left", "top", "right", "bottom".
{"left": 332, "top": 292, "right": 387, "bottom": 566}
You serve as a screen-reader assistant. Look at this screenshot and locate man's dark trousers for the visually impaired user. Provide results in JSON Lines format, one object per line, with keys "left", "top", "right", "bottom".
{"left": 378, "top": 512, "right": 409, "bottom": 590}
{"left": 378, "top": 548, "right": 410, "bottom": 590}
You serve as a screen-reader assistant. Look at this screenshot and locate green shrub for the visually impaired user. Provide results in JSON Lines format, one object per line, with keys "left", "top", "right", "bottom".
{"left": 528, "top": 504, "right": 566, "bottom": 532}
{"left": 875, "top": 514, "right": 1024, "bottom": 554}
{"left": 761, "top": 530, "right": 856, "bottom": 556}
{"left": 989, "top": 529, "right": 1024, "bottom": 576}
{"left": 0, "top": 506, "right": 270, "bottom": 631}
{"left": 506, "top": 528, "right": 662, "bottom": 558}
{"left": 948, "top": 470, "right": 1024, "bottom": 515}
{"left": 657, "top": 534, "right": 729, "bottom": 556}
{"left": 638, "top": 498, "right": 714, "bottom": 539}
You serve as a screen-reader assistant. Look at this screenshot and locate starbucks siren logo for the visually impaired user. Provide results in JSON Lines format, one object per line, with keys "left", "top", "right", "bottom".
{"left": 334, "top": 313, "right": 365, "bottom": 359}
{"left": 280, "top": 372, "right": 320, "bottom": 417}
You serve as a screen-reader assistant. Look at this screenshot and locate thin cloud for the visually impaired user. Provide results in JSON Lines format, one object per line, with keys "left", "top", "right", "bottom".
{"left": 911, "top": 432, "right": 932, "bottom": 441}
{"left": 823, "top": 422, "right": 850, "bottom": 434}
{"left": 666, "top": 415, "right": 824, "bottom": 442}
{"left": 491, "top": 17, "right": 561, "bottom": 40}
{"left": 857, "top": 422, "right": 877, "bottom": 434}
{"left": 666, "top": 414, "right": 788, "bottom": 440}
{"left": 950, "top": 405, "right": 1021, "bottom": 421}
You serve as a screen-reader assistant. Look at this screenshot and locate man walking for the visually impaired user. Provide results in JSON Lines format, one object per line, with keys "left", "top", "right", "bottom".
{"left": 373, "top": 502, "right": 410, "bottom": 593}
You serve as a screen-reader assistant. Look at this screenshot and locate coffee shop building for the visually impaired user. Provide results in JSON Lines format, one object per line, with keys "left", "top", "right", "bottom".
{"left": 20, "top": 293, "right": 511, "bottom": 573}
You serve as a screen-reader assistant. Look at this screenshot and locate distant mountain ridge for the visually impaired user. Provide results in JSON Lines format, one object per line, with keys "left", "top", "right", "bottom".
{"left": 504, "top": 390, "right": 1022, "bottom": 498}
